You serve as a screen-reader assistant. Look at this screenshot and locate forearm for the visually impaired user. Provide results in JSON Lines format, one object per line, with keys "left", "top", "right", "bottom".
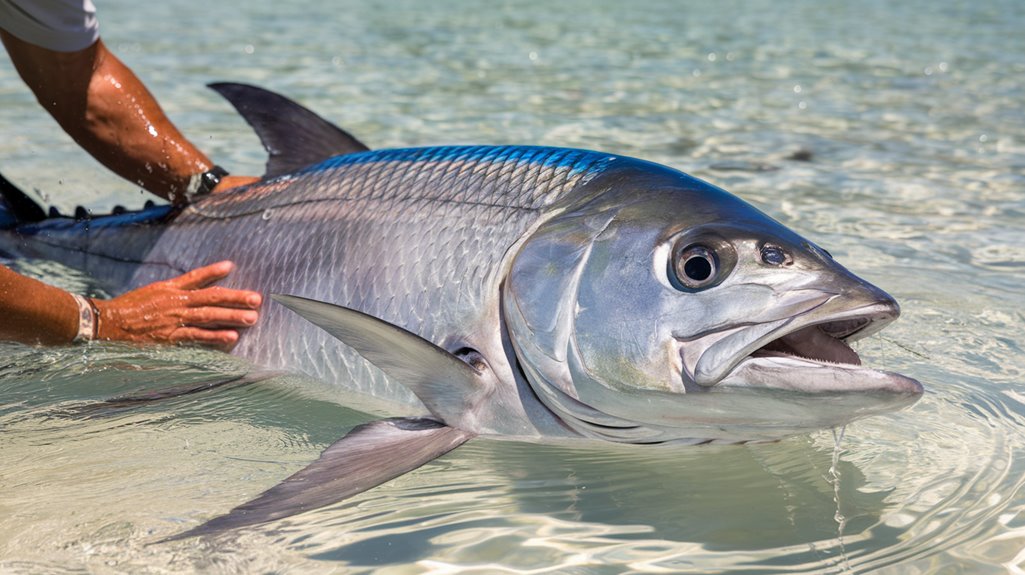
{"left": 1, "top": 32, "right": 213, "bottom": 204}
{"left": 0, "top": 265, "right": 79, "bottom": 345}
{"left": 71, "top": 40, "right": 215, "bottom": 203}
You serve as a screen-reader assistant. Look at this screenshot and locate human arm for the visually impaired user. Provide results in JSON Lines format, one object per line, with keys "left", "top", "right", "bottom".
{"left": 0, "top": 31, "right": 257, "bottom": 204}
{"left": 0, "top": 261, "right": 261, "bottom": 350}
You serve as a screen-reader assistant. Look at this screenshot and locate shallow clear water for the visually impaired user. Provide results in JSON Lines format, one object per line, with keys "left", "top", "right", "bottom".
{"left": 2, "top": 0, "right": 1024, "bottom": 572}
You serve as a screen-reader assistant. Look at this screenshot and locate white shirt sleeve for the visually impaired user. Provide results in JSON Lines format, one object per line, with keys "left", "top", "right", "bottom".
{"left": 0, "top": 0, "right": 99, "bottom": 52}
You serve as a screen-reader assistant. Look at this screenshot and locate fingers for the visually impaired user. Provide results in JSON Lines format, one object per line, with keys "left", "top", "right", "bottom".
{"left": 179, "top": 306, "right": 259, "bottom": 328}
{"left": 185, "top": 286, "right": 262, "bottom": 309}
{"left": 212, "top": 175, "right": 260, "bottom": 194}
{"left": 168, "top": 261, "right": 236, "bottom": 290}
{"left": 166, "top": 263, "right": 262, "bottom": 308}
{"left": 98, "top": 261, "right": 263, "bottom": 349}
{"left": 168, "top": 326, "right": 240, "bottom": 350}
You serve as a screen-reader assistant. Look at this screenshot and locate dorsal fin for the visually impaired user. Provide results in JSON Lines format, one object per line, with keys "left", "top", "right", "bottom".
{"left": 208, "top": 82, "right": 370, "bottom": 178}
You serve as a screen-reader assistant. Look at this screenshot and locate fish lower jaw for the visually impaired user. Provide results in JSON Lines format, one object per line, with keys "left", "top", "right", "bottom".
{"left": 718, "top": 355, "right": 924, "bottom": 395}
{"left": 718, "top": 315, "right": 926, "bottom": 393}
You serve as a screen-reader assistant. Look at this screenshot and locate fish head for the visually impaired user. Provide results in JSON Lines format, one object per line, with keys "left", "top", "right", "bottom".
{"left": 503, "top": 161, "right": 923, "bottom": 443}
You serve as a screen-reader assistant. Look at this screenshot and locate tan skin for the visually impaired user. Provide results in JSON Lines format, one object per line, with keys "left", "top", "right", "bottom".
{"left": 0, "top": 261, "right": 260, "bottom": 350}
{"left": 1, "top": 30, "right": 262, "bottom": 348}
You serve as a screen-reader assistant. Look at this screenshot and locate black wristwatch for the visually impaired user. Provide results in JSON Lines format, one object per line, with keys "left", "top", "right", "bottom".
{"left": 185, "top": 165, "right": 229, "bottom": 202}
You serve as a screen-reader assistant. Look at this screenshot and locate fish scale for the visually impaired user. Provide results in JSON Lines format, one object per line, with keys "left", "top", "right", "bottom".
{"left": 32, "top": 146, "right": 614, "bottom": 411}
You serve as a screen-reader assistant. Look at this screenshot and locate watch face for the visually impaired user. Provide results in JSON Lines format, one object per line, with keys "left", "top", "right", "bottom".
{"left": 198, "top": 166, "right": 228, "bottom": 195}
{"left": 202, "top": 172, "right": 219, "bottom": 187}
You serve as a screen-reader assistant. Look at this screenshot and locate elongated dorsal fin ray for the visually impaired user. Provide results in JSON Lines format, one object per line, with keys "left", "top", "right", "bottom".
{"left": 208, "top": 82, "right": 370, "bottom": 178}
{"left": 271, "top": 294, "right": 490, "bottom": 426}
{"left": 163, "top": 417, "right": 474, "bottom": 540}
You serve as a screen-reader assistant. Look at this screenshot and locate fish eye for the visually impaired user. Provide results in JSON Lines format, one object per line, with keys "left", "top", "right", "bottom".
{"left": 672, "top": 244, "right": 719, "bottom": 289}
{"left": 760, "top": 244, "right": 790, "bottom": 266}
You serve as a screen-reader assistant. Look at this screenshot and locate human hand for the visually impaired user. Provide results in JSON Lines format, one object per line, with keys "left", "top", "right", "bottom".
{"left": 212, "top": 175, "right": 260, "bottom": 194}
{"left": 92, "top": 261, "right": 262, "bottom": 350}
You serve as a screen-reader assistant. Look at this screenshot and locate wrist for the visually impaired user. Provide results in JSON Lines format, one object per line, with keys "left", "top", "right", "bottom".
{"left": 90, "top": 298, "right": 113, "bottom": 341}
{"left": 69, "top": 293, "right": 100, "bottom": 343}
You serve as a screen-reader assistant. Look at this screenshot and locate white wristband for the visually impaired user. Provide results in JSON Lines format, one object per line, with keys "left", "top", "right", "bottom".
{"left": 71, "top": 293, "right": 97, "bottom": 343}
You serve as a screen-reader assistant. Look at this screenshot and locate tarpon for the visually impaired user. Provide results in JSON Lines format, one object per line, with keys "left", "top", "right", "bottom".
{"left": 0, "top": 83, "right": 922, "bottom": 539}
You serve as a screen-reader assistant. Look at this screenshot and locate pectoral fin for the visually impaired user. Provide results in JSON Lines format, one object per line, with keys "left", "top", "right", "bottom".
{"left": 165, "top": 417, "right": 473, "bottom": 540}
{"left": 272, "top": 294, "right": 491, "bottom": 425}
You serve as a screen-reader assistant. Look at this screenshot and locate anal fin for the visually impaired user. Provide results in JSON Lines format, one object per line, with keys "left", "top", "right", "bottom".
{"left": 163, "top": 417, "right": 474, "bottom": 541}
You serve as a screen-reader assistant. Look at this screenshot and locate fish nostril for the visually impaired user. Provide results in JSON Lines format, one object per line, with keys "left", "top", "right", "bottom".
{"left": 760, "top": 244, "right": 791, "bottom": 266}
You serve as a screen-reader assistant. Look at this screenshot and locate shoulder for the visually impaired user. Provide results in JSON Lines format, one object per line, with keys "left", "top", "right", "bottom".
{"left": 0, "top": 0, "right": 99, "bottom": 52}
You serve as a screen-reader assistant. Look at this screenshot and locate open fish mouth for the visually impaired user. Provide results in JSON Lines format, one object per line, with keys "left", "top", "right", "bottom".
{"left": 752, "top": 317, "right": 873, "bottom": 367}
{"left": 682, "top": 301, "right": 924, "bottom": 395}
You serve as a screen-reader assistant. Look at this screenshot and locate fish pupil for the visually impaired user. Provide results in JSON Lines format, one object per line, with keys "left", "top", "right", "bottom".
{"left": 671, "top": 242, "right": 726, "bottom": 290}
{"left": 685, "top": 256, "right": 713, "bottom": 281}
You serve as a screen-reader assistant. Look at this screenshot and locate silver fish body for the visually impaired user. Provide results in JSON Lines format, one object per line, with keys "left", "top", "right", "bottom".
{"left": 8, "top": 146, "right": 618, "bottom": 434}
{"left": 0, "top": 83, "right": 922, "bottom": 536}
{"left": 5, "top": 145, "right": 920, "bottom": 441}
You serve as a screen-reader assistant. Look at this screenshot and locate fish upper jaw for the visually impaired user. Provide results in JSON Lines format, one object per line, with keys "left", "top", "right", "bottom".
{"left": 676, "top": 294, "right": 923, "bottom": 395}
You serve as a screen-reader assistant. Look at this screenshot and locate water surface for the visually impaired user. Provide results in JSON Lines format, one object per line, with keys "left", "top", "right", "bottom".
{"left": 1, "top": 0, "right": 1023, "bottom": 572}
